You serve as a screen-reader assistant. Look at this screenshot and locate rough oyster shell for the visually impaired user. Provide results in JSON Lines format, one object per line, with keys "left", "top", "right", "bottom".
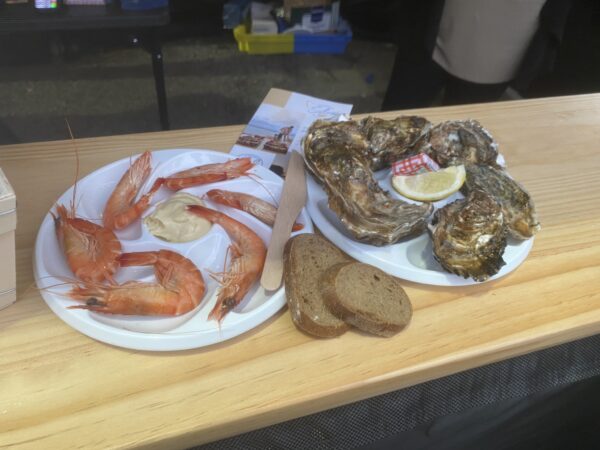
{"left": 358, "top": 116, "right": 431, "bottom": 171}
{"left": 461, "top": 163, "right": 541, "bottom": 240}
{"left": 415, "top": 120, "right": 499, "bottom": 167}
{"left": 431, "top": 189, "right": 507, "bottom": 282}
{"left": 303, "top": 120, "right": 369, "bottom": 184}
{"left": 304, "top": 120, "right": 433, "bottom": 246}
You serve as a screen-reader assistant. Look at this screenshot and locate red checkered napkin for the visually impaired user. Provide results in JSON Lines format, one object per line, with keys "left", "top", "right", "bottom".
{"left": 392, "top": 153, "right": 440, "bottom": 176}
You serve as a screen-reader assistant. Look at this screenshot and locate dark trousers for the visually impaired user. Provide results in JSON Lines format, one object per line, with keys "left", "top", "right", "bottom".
{"left": 381, "top": 55, "right": 509, "bottom": 111}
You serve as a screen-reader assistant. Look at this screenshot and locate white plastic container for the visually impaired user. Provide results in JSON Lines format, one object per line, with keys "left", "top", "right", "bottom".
{"left": 0, "top": 168, "right": 16, "bottom": 310}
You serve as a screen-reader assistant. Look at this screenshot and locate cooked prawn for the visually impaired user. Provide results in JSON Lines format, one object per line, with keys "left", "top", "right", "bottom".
{"left": 206, "top": 189, "right": 303, "bottom": 231}
{"left": 103, "top": 151, "right": 163, "bottom": 230}
{"left": 157, "top": 157, "right": 254, "bottom": 191}
{"left": 187, "top": 204, "right": 266, "bottom": 323}
{"left": 53, "top": 204, "right": 122, "bottom": 284}
{"left": 53, "top": 119, "right": 122, "bottom": 284}
{"left": 67, "top": 250, "right": 206, "bottom": 315}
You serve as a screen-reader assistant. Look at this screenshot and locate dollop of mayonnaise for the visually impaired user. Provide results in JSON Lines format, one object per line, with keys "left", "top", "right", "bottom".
{"left": 144, "top": 192, "right": 211, "bottom": 243}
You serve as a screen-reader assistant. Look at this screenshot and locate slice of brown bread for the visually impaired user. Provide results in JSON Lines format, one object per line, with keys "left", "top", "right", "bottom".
{"left": 321, "top": 262, "right": 412, "bottom": 337}
{"left": 284, "top": 234, "right": 351, "bottom": 338}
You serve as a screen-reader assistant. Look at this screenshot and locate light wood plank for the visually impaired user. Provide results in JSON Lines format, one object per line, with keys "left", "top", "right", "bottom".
{"left": 1, "top": 94, "right": 600, "bottom": 449}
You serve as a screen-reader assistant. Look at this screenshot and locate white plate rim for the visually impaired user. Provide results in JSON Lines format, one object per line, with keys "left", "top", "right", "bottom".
{"left": 34, "top": 148, "right": 313, "bottom": 351}
{"left": 306, "top": 172, "right": 533, "bottom": 286}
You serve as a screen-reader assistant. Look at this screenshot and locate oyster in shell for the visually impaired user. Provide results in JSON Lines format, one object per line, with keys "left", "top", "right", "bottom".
{"left": 431, "top": 189, "right": 507, "bottom": 282}
{"left": 415, "top": 120, "right": 499, "bottom": 167}
{"left": 462, "top": 164, "right": 541, "bottom": 240}
{"left": 358, "top": 116, "right": 431, "bottom": 171}
{"left": 304, "top": 120, "right": 433, "bottom": 246}
{"left": 303, "top": 120, "right": 369, "bottom": 183}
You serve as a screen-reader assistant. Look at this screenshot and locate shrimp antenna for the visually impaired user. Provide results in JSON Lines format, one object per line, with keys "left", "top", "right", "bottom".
{"left": 76, "top": 214, "right": 102, "bottom": 222}
{"left": 245, "top": 172, "right": 279, "bottom": 206}
{"left": 128, "top": 154, "right": 135, "bottom": 184}
{"left": 205, "top": 244, "right": 234, "bottom": 284}
{"left": 65, "top": 120, "right": 92, "bottom": 218}
{"left": 207, "top": 270, "right": 224, "bottom": 285}
{"left": 65, "top": 118, "right": 80, "bottom": 213}
{"left": 25, "top": 276, "right": 73, "bottom": 296}
{"left": 37, "top": 281, "right": 73, "bottom": 293}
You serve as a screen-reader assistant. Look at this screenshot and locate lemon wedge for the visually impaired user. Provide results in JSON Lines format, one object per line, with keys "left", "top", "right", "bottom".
{"left": 392, "top": 165, "right": 466, "bottom": 201}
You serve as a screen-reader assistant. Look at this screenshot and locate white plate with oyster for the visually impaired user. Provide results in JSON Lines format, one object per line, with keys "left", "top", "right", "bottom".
{"left": 304, "top": 118, "right": 540, "bottom": 286}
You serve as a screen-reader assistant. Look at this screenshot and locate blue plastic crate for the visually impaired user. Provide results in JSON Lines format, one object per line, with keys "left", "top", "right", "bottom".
{"left": 293, "top": 28, "right": 352, "bottom": 54}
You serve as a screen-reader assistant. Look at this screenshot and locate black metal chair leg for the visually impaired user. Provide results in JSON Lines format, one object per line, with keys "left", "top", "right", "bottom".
{"left": 137, "top": 29, "right": 170, "bottom": 130}
{"left": 151, "top": 42, "right": 169, "bottom": 130}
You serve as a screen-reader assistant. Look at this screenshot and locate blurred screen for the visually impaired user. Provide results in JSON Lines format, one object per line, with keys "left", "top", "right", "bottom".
{"left": 35, "top": 0, "right": 58, "bottom": 8}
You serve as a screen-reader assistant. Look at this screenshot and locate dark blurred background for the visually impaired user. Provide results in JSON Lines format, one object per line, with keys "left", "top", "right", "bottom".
{"left": 0, "top": 0, "right": 599, "bottom": 146}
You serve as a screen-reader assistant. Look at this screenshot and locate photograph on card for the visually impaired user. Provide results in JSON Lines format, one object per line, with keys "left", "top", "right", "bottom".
{"left": 235, "top": 104, "right": 306, "bottom": 155}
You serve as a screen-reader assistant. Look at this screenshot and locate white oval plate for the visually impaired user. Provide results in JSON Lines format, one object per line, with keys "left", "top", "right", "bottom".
{"left": 34, "top": 149, "right": 313, "bottom": 351}
{"left": 306, "top": 167, "right": 533, "bottom": 286}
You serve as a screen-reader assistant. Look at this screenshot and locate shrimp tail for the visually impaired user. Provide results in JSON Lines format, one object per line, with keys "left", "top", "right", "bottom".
{"left": 129, "top": 151, "right": 152, "bottom": 182}
{"left": 118, "top": 176, "right": 164, "bottom": 225}
{"left": 206, "top": 189, "right": 242, "bottom": 209}
{"left": 220, "top": 157, "right": 254, "bottom": 176}
{"left": 103, "top": 151, "right": 159, "bottom": 230}
{"left": 186, "top": 204, "right": 222, "bottom": 223}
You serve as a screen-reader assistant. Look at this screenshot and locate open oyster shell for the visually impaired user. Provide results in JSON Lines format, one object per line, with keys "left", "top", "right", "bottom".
{"left": 415, "top": 119, "right": 499, "bottom": 168}
{"left": 304, "top": 119, "right": 433, "bottom": 246}
{"left": 461, "top": 163, "right": 541, "bottom": 240}
{"left": 430, "top": 189, "right": 508, "bottom": 282}
{"left": 358, "top": 116, "right": 431, "bottom": 171}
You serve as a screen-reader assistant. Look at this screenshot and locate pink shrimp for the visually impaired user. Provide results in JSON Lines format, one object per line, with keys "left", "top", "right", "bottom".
{"left": 187, "top": 204, "right": 266, "bottom": 323}
{"left": 103, "top": 151, "right": 163, "bottom": 230}
{"left": 53, "top": 204, "right": 122, "bottom": 284}
{"left": 157, "top": 157, "right": 254, "bottom": 191}
{"left": 206, "top": 189, "right": 303, "bottom": 231}
{"left": 67, "top": 250, "right": 206, "bottom": 315}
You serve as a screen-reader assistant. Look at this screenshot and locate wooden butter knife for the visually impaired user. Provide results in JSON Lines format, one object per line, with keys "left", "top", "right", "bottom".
{"left": 261, "top": 151, "right": 307, "bottom": 291}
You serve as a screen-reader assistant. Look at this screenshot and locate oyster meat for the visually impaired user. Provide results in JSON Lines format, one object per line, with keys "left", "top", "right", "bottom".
{"left": 461, "top": 163, "right": 541, "bottom": 240}
{"left": 304, "top": 120, "right": 433, "bottom": 246}
{"left": 358, "top": 116, "right": 431, "bottom": 171}
{"left": 415, "top": 119, "right": 499, "bottom": 167}
{"left": 431, "top": 190, "right": 507, "bottom": 282}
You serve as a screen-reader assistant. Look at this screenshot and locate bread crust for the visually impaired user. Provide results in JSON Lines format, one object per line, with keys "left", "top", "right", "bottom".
{"left": 321, "top": 262, "right": 412, "bottom": 337}
{"left": 283, "top": 234, "right": 350, "bottom": 338}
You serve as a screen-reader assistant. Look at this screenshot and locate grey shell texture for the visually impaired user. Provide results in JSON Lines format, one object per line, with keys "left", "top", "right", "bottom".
{"left": 358, "top": 116, "right": 432, "bottom": 171}
{"left": 461, "top": 163, "right": 541, "bottom": 240}
{"left": 304, "top": 119, "right": 433, "bottom": 246}
{"left": 430, "top": 189, "right": 508, "bottom": 282}
{"left": 304, "top": 116, "right": 539, "bottom": 282}
{"left": 415, "top": 119, "right": 499, "bottom": 168}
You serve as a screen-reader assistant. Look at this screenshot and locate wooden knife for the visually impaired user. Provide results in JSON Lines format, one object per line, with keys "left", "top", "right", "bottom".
{"left": 261, "top": 151, "right": 307, "bottom": 291}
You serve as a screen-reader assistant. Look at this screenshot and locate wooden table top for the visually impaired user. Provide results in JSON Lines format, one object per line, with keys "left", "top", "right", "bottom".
{"left": 1, "top": 94, "right": 600, "bottom": 449}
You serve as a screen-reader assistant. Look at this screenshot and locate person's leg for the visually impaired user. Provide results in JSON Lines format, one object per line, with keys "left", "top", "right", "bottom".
{"left": 442, "top": 74, "right": 509, "bottom": 105}
{"left": 382, "top": 55, "right": 447, "bottom": 110}
{"left": 381, "top": 0, "right": 447, "bottom": 111}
